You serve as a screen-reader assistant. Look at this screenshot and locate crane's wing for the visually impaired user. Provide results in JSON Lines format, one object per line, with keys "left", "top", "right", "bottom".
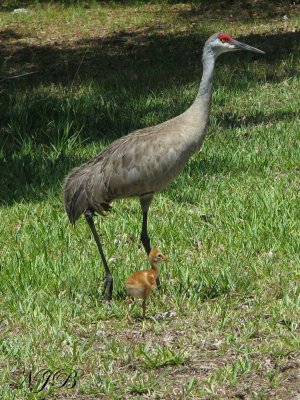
{"left": 87, "top": 113, "right": 198, "bottom": 200}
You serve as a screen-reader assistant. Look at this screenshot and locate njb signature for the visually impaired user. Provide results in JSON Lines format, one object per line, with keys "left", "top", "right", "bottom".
{"left": 14, "top": 368, "right": 83, "bottom": 393}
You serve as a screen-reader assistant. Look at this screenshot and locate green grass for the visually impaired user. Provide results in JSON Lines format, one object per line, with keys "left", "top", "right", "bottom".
{"left": 0, "top": 1, "right": 300, "bottom": 399}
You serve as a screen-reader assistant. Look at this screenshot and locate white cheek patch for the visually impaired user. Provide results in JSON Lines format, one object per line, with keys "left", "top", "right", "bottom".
{"left": 227, "top": 43, "right": 235, "bottom": 49}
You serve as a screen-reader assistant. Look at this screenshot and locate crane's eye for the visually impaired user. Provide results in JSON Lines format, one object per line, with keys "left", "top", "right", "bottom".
{"left": 220, "top": 38, "right": 226, "bottom": 43}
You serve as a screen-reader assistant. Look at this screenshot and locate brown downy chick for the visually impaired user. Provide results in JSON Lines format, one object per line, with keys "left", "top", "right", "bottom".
{"left": 125, "top": 249, "right": 168, "bottom": 321}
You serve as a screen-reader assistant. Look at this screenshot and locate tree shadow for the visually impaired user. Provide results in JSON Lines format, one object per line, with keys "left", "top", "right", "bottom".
{"left": 0, "top": 152, "right": 88, "bottom": 206}
{"left": 215, "top": 109, "right": 299, "bottom": 130}
{"left": 0, "top": 19, "right": 299, "bottom": 205}
{"left": 1, "top": 0, "right": 295, "bottom": 9}
{"left": 177, "top": 0, "right": 296, "bottom": 23}
{"left": 1, "top": 26, "right": 298, "bottom": 85}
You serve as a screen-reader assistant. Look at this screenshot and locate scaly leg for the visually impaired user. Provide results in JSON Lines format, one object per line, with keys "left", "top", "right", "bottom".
{"left": 125, "top": 296, "right": 133, "bottom": 323}
{"left": 140, "top": 211, "right": 151, "bottom": 255}
{"left": 84, "top": 209, "right": 113, "bottom": 300}
{"left": 139, "top": 196, "right": 161, "bottom": 289}
{"left": 142, "top": 298, "right": 147, "bottom": 320}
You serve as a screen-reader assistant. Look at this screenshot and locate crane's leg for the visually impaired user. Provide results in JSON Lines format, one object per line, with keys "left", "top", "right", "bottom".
{"left": 139, "top": 195, "right": 161, "bottom": 289}
{"left": 140, "top": 195, "right": 153, "bottom": 255}
{"left": 84, "top": 209, "right": 113, "bottom": 300}
{"left": 141, "top": 211, "right": 151, "bottom": 254}
{"left": 142, "top": 299, "right": 147, "bottom": 320}
{"left": 125, "top": 296, "right": 133, "bottom": 323}
{"left": 142, "top": 289, "right": 151, "bottom": 319}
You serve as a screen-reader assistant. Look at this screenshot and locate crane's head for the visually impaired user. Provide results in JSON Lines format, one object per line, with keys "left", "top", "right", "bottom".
{"left": 149, "top": 249, "right": 168, "bottom": 267}
{"left": 206, "top": 32, "right": 265, "bottom": 59}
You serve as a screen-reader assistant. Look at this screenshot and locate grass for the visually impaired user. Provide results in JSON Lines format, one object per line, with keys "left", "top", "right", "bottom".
{"left": 0, "top": 1, "right": 300, "bottom": 399}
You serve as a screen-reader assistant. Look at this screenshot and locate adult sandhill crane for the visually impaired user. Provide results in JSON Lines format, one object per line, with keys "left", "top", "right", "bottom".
{"left": 64, "top": 32, "right": 264, "bottom": 300}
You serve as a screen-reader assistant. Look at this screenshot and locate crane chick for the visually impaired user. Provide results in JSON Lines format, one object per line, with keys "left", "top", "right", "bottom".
{"left": 125, "top": 249, "right": 168, "bottom": 321}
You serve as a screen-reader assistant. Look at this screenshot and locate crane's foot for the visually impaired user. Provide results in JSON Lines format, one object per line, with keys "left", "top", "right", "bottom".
{"left": 103, "top": 274, "right": 113, "bottom": 300}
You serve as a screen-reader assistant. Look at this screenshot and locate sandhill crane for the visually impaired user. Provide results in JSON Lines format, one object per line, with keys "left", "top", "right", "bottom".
{"left": 63, "top": 32, "right": 264, "bottom": 300}
{"left": 125, "top": 249, "right": 168, "bottom": 321}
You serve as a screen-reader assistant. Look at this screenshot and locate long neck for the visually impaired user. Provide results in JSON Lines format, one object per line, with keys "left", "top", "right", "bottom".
{"left": 150, "top": 262, "right": 160, "bottom": 276}
{"left": 182, "top": 47, "right": 215, "bottom": 149}
{"left": 197, "top": 48, "right": 215, "bottom": 98}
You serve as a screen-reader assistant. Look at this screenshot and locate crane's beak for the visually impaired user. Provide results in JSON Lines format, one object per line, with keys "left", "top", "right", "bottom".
{"left": 231, "top": 39, "right": 265, "bottom": 55}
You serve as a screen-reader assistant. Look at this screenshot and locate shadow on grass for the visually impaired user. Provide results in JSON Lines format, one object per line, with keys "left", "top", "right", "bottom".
{"left": 0, "top": 0, "right": 294, "bottom": 12}
{"left": 0, "top": 152, "right": 88, "bottom": 206}
{"left": 216, "top": 109, "right": 299, "bottom": 129}
{"left": 0, "top": 18, "right": 299, "bottom": 205}
{"left": 1, "top": 27, "right": 299, "bottom": 82}
{"left": 177, "top": 0, "right": 296, "bottom": 22}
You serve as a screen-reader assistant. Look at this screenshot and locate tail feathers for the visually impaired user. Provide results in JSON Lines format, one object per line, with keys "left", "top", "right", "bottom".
{"left": 63, "top": 165, "right": 111, "bottom": 224}
{"left": 68, "top": 184, "right": 87, "bottom": 225}
{"left": 63, "top": 168, "right": 88, "bottom": 225}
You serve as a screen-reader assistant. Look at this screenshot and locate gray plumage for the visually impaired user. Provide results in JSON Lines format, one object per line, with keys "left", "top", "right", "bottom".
{"left": 63, "top": 32, "right": 264, "bottom": 299}
{"left": 64, "top": 92, "right": 210, "bottom": 224}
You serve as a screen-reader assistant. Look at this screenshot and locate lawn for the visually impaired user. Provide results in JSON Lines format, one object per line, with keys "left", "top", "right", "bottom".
{"left": 0, "top": 1, "right": 299, "bottom": 399}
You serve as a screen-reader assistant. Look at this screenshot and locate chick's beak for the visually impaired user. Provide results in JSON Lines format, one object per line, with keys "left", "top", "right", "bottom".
{"left": 231, "top": 39, "right": 265, "bottom": 54}
{"left": 162, "top": 255, "right": 168, "bottom": 261}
